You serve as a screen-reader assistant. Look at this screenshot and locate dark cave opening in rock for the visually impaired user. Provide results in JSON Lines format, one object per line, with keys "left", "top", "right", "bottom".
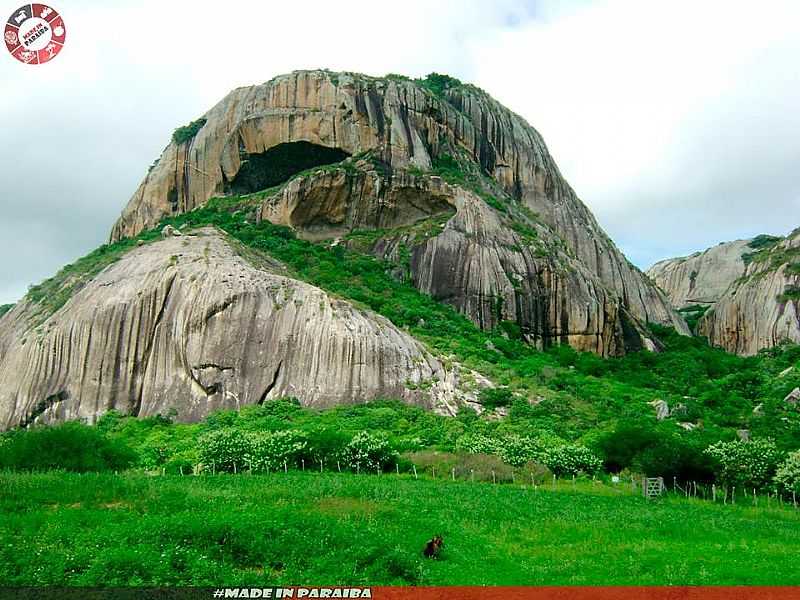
{"left": 226, "top": 141, "right": 350, "bottom": 195}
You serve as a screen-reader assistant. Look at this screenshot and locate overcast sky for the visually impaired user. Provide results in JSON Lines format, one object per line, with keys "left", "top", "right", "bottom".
{"left": 1, "top": 0, "right": 798, "bottom": 305}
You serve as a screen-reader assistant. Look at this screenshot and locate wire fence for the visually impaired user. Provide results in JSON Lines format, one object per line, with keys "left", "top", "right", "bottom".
{"left": 156, "top": 459, "right": 800, "bottom": 512}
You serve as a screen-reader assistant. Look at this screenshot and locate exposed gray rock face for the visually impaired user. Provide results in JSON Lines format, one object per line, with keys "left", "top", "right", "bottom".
{"left": 647, "top": 239, "right": 751, "bottom": 308}
{"left": 256, "top": 163, "right": 656, "bottom": 355}
{"left": 697, "top": 231, "right": 800, "bottom": 355}
{"left": 785, "top": 388, "right": 800, "bottom": 407}
{"left": 649, "top": 399, "right": 669, "bottom": 420}
{"left": 109, "top": 69, "right": 687, "bottom": 354}
{"left": 0, "top": 229, "right": 479, "bottom": 430}
{"left": 650, "top": 230, "right": 800, "bottom": 355}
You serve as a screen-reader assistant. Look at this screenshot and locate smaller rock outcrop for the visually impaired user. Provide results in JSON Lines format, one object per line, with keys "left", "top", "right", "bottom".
{"left": 785, "top": 388, "right": 800, "bottom": 408}
{"left": 650, "top": 230, "right": 800, "bottom": 355}
{"left": 647, "top": 239, "right": 751, "bottom": 309}
{"left": 0, "top": 228, "right": 481, "bottom": 430}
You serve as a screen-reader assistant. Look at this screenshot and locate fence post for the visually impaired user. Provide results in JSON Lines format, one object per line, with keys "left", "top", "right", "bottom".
{"left": 452, "top": 468, "right": 456, "bottom": 481}
{"left": 337, "top": 461, "right": 341, "bottom": 473}
{"left": 232, "top": 464, "right": 236, "bottom": 475}
{"left": 301, "top": 459, "right": 305, "bottom": 472}
{"left": 572, "top": 474, "right": 576, "bottom": 488}
{"left": 553, "top": 474, "right": 556, "bottom": 490}
{"left": 357, "top": 464, "right": 360, "bottom": 475}
{"left": 471, "top": 469, "right": 475, "bottom": 483}
{"left": 432, "top": 467, "right": 436, "bottom": 479}
{"left": 412, "top": 465, "right": 418, "bottom": 479}
{"left": 712, "top": 484, "right": 716, "bottom": 502}
{"left": 492, "top": 470, "right": 496, "bottom": 484}
{"left": 284, "top": 461, "right": 287, "bottom": 473}
{"left": 396, "top": 463, "right": 400, "bottom": 475}
{"left": 512, "top": 472, "right": 515, "bottom": 484}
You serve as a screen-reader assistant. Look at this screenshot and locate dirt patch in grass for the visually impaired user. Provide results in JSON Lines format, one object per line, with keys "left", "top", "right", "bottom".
{"left": 315, "top": 496, "right": 383, "bottom": 517}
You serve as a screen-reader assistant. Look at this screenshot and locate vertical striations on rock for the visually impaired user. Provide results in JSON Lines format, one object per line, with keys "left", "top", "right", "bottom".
{"left": 109, "top": 70, "right": 687, "bottom": 355}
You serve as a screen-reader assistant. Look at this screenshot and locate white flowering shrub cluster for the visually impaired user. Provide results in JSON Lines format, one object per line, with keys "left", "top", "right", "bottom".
{"left": 542, "top": 444, "right": 602, "bottom": 476}
{"left": 198, "top": 429, "right": 251, "bottom": 472}
{"left": 247, "top": 430, "right": 308, "bottom": 473}
{"left": 498, "top": 435, "right": 541, "bottom": 466}
{"left": 454, "top": 432, "right": 596, "bottom": 472}
{"left": 704, "top": 439, "right": 785, "bottom": 490}
{"left": 774, "top": 450, "right": 800, "bottom": 494}
{"left": 454, "top": 432, "right": 499, "bottom": 455}
{"left": 342, "top": 431, "right": 397, "bottom": 471}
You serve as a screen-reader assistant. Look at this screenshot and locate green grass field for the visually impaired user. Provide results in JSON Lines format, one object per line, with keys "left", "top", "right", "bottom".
{"left": 2, "top": 471, "right": 799, "bottom": 586}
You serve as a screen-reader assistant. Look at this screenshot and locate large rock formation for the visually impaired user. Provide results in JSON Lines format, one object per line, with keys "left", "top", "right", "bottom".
{"left": 0, "top": 229, "right": 477, "bottom": 429}
{"left": 111, "top": 70, "right": 686, "bottom": 352}
{"left": 0, "top": 70, "right": 694, "bottom": 429}
{"left": 649, "top": 231, "right": 800, "bottom": 355}
{"left": 698, "top": 231, "right": 800, "bottom": 355}
{"left": 647, "top": 239, "right": 752, "bottom": 308}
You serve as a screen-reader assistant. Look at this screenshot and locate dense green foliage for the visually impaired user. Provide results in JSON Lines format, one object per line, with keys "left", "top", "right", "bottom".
{"left": 775, "top": 450, "right": 800, "bottom": 494}
{"left": 171, "top": 117, "right": 207, "bottom": 145}
{"left": 677, "top": 304, "right": 710, "bottom": 333}
{"left": 0, "top": 422, "right": 136, "bottom": 472}
{"left": 416, "top": 73, "right": 463, "bottom": 98}
{"left": 0, "top": 304, "right": 12, "bottom": 318}
{"left": 2, "top": 471, "right": 800, "bottom": 585}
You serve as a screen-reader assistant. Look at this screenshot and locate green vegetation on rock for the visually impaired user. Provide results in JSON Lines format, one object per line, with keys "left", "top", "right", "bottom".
{"left": 0, "top": 304, "right": 12, "bottom": 318}
{"left": 171, "top": 117, "right": 207, "bottom": 145}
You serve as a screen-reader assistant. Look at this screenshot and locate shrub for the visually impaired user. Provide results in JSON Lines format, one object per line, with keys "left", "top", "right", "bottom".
{"left": 774, "top": 450, "right": 800, "bottom": 495}
{"left": 497, "top": 435, "right": 540, "bottom": 466}
{"left": 198, "top": 429, "right": 249, "bottom": 473}
{"left": 0, "top": 422, "right": 135, "bottom": 472}
{"left": 343, "top": 431, "right": 397, "bottom": 472}
{"left": 417, "top": 73, "right": 463, "bottom": 98}
{"left": 704, "top": 439, "right": 785, "bottom": 490}
{"left": 478, "top": 387, "right": 514, "bottom": 409}
{"left": 247, "top": 429, "right": 308, "bottom": 472}
{"left": 172, "top": 117, "right": 207, "bottom": 145}
{"left": 543, "top": 444, "right": 602, "bottom": 476}
{"left": 455, "top": 432, "right": 499, "bottom": 455}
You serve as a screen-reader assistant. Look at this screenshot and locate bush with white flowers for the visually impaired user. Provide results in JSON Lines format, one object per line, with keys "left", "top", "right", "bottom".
{"left": 774, "top": 450, "right": 800, "bottom": 495}
{"left": 198, "top": 428, "right": 250, "bottom": 472}
{"left": 247, "top": 429, "right": 308, "bottom": 473}
{"left": 704, "top": 438, "right": 784, "bottom": 490}
{"left": 343, "top": 431, "right": 397, "bottom": 472}
{"left": 543, "top": 444, "right": 602, "bottom": 476}
{"left": 454, "top": 432, "right": 499, "bottom": 455}
{"left": 498, "top": 435, "right": 541, "bottom": 466}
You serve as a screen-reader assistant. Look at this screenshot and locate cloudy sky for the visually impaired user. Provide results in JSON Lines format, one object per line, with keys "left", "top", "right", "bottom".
{"left": 1, "top": 0, "right": 798, "bottom": 305}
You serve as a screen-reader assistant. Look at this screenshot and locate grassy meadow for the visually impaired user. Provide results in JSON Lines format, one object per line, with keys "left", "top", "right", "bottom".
{"left": 2, "top": 471, "right": 799, "bottom": 586}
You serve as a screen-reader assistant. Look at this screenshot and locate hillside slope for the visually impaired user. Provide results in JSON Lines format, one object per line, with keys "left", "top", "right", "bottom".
{"left": 0, "top": 228, "right": 479, "bottom": 429}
